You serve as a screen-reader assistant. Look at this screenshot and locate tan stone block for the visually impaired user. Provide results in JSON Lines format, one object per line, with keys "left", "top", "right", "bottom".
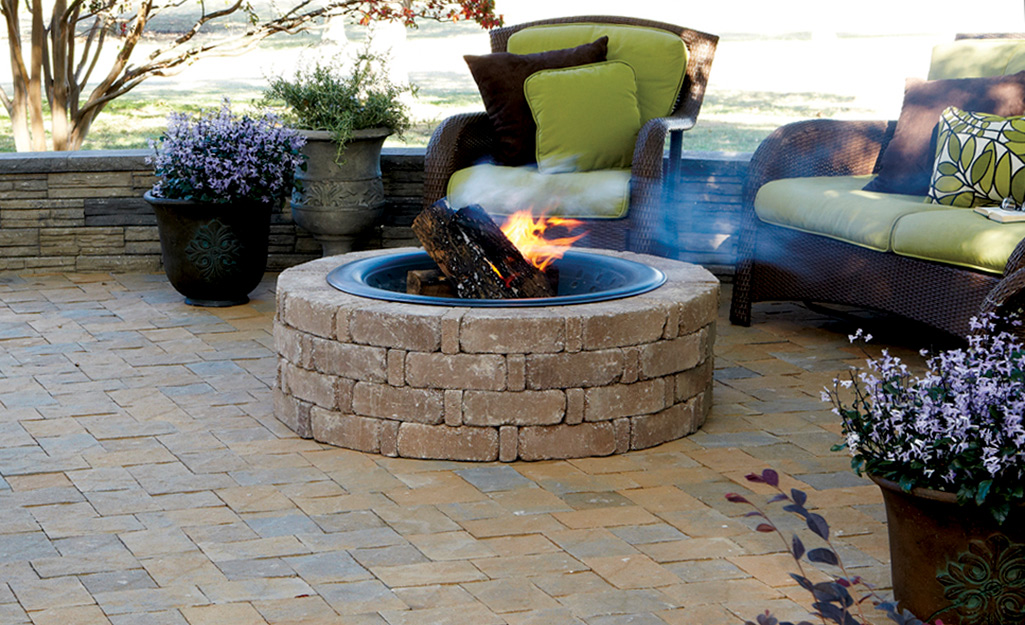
{"left": 565, "top": 388, "right": 584, "bottom": 425}
{"left": 518, "top": 423, "right": 615, "bottom": 460}
{"left": 284, "top": 363, "right": 353, "bottom": 411}
{"left": 499, "top": 425, "right": 518, "bottom": 462}
{"left": 460, "top": 310, "right": 565, "bottom": 354}
{"left": 622, "top": 347, "right": 640, "bottom": 384}
{"left": 381, "top": 419, "right": 400, "bottom": 457}
{"left": 352, "top": 382, "right": 444, "bottom": 424}
{"left": 310, "top": 337, "right": 386, "bottom": 383}
{"left": 396, "top": 422, "right": 499, "bottom": 461}
{"left": 525, "top": 350, "right": 623, "bottom": 389}
{"left": 444, "top": 389, "right": 463, "bottom": 426}
{"left": 350, "top": 303, "right": 442, "bottom": 351}
{"left": 565, "top": 316, "right": 583, "bottom": 353}
{"left": 639, "top": 331, "right": 704, "bottom": 379}
{"left": 663, "top": 302, "right": 680, "bottom": 339}
{"left": 387, "top": 349, "right": 405, "bottom": 386}
{"left": 677, "top": 286, "right": 719, "bottom": 335}
{"left": 274, "top": 388, "right": 312, "bottom": 438}
{"left": 441, "top": 309, "right": 463, "bottom": 354}
{"left": 462, "top": 390, "right": 565, "bottom": 426}
{"left": 614, "top": 418, "right": 630, "bottom": 454}
{"left": 584, "top": 378, "right": 665, "bottom": 421}
{"left": 631, "top": 399, "right": 697, "bottom": 450}
{"left": 274, "top": 324, "right": 314, "bottom": 369}
{"left": 676, "top": 359, "right": 713, "bottom": 402}
{"left": 311, "top": 407, "right": 381, "bottom": 453}
{"left": 695, "top": 389, "right": 712, "bottom": 428}
{"left": 507, "top": 354, "right": 526, "bottom": 391}
{"left": 580, "top": 305, "right": 666, "bottom": 349}
{"left": 333, "top": 307, "right": 352, "bottom": 341}
{"left": 283, "top": 293, "right": 338, "bottom": 339}
{"left": 49, "top": 171, "right": 133, "bottom": 188}
{"left": 405, "top": 352, "right": 506, "bottom": 390}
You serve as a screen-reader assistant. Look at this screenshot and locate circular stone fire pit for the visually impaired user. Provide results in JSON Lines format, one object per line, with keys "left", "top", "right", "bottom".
{"left": 273, "top": 247, "right": 719, "bottom": 462}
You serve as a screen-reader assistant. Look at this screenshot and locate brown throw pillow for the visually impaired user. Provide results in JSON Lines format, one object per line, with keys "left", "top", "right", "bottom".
{"left": 465, "top": 37, "right": 609, "bottom": 166}
{"left": 865, "top": 71, "right": 1025, "bottom": 196}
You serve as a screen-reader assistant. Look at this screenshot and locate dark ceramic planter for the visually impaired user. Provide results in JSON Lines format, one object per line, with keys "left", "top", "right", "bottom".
{"left": 144, "top": 191, "right": 273, "bottom": 307}
{"left": 873, "top": 475, "right": 1025, "bottom": 625}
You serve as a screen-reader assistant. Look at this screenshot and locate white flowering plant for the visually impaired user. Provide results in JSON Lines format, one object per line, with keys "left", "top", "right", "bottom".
{"left": 149, "top": 100, "right": 307, "bottom": 206}
{"left": 824, "top": 316, "right": 1025, "bottom": 524}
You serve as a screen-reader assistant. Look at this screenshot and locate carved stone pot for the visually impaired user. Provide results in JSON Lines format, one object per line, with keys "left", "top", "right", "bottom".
{"left": 292, "top": 128, "right": 390, "bottom": 256}
{"left": 873, "top": 475, "right": 1025, "bottom": 625}
{"left": 144, "top": 191, "right": 273, "bottom": 307}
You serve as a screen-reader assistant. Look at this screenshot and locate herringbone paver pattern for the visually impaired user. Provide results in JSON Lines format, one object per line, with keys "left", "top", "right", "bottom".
{"left": 0, "top": 272, "right": 941, "bottom": 624}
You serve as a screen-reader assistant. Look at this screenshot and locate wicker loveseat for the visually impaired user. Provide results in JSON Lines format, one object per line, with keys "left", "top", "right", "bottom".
{"left": 423, "top": 16, "right": 718, "bottom": 253}
{"left": 730, "top": 34, "right": 1025, "bottom": 338}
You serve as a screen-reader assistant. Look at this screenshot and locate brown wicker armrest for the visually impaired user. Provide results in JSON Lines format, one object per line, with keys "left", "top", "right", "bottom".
{"left": 632, "top": 115, "right": 696, "bottom": 180}
{"left": 423, "top": 112, "right": 497, "bottom": 209}
{"left": 743, "top": 119, "right": 896, "bottom": 206}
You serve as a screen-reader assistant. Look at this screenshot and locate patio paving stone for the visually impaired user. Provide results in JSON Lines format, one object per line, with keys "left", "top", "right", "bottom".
{"left": 0, "top": 273, "right": 945, "bottom": 623}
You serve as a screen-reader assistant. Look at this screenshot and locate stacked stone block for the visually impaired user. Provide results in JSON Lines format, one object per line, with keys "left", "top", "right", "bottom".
{"left": 274, "top": 248, "right": 719, "bottom": 462}
{"left": 0, "top": 149, "right": 426, "bottom": 272}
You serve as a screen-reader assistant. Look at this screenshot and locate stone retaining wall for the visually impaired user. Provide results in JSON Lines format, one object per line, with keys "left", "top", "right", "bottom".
{"left": 0, "top": 148, "right": 748, "bottom": 274}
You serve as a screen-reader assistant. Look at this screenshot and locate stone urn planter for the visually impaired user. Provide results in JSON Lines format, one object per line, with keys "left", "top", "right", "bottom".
{"left": 144, "top": 191, "right": 273, "bottom": 307}
{"left": 873, "top": 475, "right": 1025, "bottom": 625}
{"left": 291, "top": 127, "right": 390, "bottom": 256}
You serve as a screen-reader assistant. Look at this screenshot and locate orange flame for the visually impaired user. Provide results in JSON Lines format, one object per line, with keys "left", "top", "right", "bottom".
{"left": 500, "top": 210, "right": 586, "bottom": 272}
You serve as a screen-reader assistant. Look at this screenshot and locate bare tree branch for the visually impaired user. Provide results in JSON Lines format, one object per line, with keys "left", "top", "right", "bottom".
{"left": 3, "top": 0, "right": 503, "bottom": 150}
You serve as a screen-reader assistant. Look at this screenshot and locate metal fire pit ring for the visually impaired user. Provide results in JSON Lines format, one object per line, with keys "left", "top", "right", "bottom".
{"left": 326, "top": 249, "right": 667, "bottom": 307}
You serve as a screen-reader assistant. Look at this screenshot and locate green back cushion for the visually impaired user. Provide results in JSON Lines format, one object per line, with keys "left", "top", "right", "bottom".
{"left": 447, "top": 164, "right": 631, "bottom": 219}
{"left": 929, "top": 40, "right": 1025, "bottom": 80}
{"left": 892, "top": 208, "right": 1025, "bottom": 274}
{"left": 755, "top": 175, "right": 943, "bottom": 252}
{"left": 508, "top": 23, "right": 688, "bottom": 124}
{"left": 524, "top": 61, "right": 641, "bottom": 173}
{"left": 928, "top": 107, "right": 1025, "bottom": 207}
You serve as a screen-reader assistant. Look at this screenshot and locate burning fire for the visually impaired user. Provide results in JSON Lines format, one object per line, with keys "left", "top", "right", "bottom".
{"left": 500, "top": 210, "right": 586, "bottom": 272}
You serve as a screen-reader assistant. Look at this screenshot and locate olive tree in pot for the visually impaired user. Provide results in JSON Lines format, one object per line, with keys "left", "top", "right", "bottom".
{"left": 144, "top": 101, "right": 306, "bottom": 306}
{"left": 264, "top": 46, "right": 413, "bottom": 256}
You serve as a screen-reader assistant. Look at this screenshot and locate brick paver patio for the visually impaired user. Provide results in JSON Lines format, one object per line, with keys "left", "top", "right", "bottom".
{"left": 0, "top": 271, "right": 941, "bottom": 624}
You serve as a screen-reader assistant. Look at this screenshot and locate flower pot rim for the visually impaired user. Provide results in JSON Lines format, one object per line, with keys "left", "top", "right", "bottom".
{"left": 296, "top": 127, "right": 393, "bottom": 142}
{"left": 143, "top": 190, "right": 278, "bottom": 208}
{"left": 869, "top": 474, "right": 960, "bottom": 504}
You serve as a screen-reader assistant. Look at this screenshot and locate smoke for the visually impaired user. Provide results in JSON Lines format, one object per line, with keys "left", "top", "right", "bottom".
{"left": 447, "top": 163, "right": 632, "bottom": 220}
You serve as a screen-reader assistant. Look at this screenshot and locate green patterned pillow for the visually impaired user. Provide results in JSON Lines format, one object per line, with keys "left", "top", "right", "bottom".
{"left": 928, "top": 106, "right": 1025, "bottom": 207}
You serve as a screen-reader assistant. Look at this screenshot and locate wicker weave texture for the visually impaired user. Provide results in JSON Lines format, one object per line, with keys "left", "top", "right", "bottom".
{"left": 729, "top": 36, "right": 1025, "bottom": 337}
{"left": 422, "top": 16, "right": 718, "bottom": 254}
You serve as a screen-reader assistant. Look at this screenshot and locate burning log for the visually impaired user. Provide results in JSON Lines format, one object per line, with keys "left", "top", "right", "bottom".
{"left": 412, "top": 199, "right": 555, "bottom": 299}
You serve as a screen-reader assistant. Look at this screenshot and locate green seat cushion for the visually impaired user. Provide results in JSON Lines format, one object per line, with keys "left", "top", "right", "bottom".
{"left": 892, "top": 208, "right": 1025, "bottom": 274}
{"left": 508, "top": 23, "right": 687, "bottom": 125}
{"left": 928, "top": 106, "right": 1025, "bottom": 207}
{"left": 524, "top": 61, "right": 641, "bottom": 173}
{"left": 447, "top": 164, "right": 631, "bottom": 219}
{"left": 929, "top": 40, "right": 1025, "bottom": 80}
{"left": 755, "top": 175, "right": 944, "bottom": 252}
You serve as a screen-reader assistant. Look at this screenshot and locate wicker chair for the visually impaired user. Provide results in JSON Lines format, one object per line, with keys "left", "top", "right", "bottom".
{"left": 729, "top": 36, "right": 1025, "bottom": 338}
{"left": 423, "top": 16, "right": 718, "bottom": 253}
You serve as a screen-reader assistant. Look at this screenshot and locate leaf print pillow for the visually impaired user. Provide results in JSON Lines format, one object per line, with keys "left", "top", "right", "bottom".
{"left": 928, "top": 106, "right": 1025, "bottom": 207}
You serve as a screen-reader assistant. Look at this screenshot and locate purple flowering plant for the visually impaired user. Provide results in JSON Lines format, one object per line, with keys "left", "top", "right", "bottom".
{"left": 824, "top": 315, "right": 1025, "bottom": 524}
{"left": 149, "top": 99, "right": 307, "bottom": 206}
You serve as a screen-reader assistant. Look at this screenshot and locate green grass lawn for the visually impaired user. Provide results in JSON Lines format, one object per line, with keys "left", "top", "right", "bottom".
{"left": 0, "top": 27, "right": 891, "bottom": 154}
